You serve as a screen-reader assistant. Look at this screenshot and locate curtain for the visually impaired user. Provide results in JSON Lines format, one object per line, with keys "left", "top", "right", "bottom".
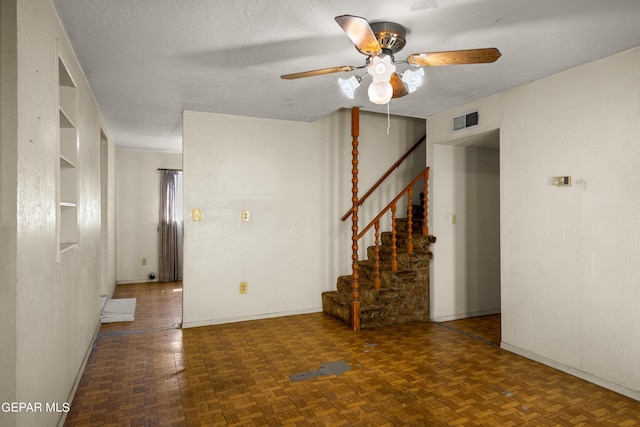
{"left": 159, "top": 170, "right": 183, "bottom": 282}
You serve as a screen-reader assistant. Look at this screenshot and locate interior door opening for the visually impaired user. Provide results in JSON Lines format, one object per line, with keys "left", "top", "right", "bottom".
{"left": 431, "top": 129, "right": 501, "bottom": 342}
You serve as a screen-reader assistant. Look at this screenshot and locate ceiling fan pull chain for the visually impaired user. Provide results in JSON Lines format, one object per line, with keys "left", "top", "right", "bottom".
{"left": 387, "top": 103, "right": 391, "bottom": 135}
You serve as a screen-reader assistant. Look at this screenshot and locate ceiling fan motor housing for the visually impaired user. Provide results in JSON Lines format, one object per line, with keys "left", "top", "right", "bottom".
{"left": 369, "top": 21, "right": 407, "bottom": 55}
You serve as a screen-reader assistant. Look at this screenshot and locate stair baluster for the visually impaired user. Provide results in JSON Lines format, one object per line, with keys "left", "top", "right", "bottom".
{"left": 350, "top": 107, "right": 360, "bottom": 332}
{"left": 391, "top": 202, "right": 398, "bottom": 272}
{"left": 374, "top": 221, "right": 381, "bottom": 290}
{"left": 422, "top": 169, "right": 429, "bottom": 236}
{"left": 407, "top": 187, "right": 414, "bottom": 255}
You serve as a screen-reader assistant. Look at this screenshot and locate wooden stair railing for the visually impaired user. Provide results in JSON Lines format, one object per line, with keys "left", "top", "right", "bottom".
{"left": 341, "top": 134, "right": 426, "bottom": 222}
{"left": 357, "top": 166, "right": 430, "bottom": 271}
{"left": 344, "top": 107, "right": 430, "bottom": 331}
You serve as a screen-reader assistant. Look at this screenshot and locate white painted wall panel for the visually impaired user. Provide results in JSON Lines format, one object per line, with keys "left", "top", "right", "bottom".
{"left": 9, "top": 0, "right": 115, "bottom": 425}
{"left": 0, "top": 0, "right": 18, "bottom": 418}
{"left": 500, "top": 47, "right": 640, "bottom": 398}
{"left": 101, "top": 136, "right": 117, "bottom": 296}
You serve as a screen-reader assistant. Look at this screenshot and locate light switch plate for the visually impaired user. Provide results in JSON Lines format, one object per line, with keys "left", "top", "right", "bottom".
{"left": 554, "top": 176, "right": 572, "bottom": 186}
{"left": 192, "top": 208, "right": 201, "bottom": 221}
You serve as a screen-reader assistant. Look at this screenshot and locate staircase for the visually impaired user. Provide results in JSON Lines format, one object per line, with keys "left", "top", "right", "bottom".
{"left": 322, "top": 206, "right": 436, "bottom": 330}
{"left": 328, "top": 107, "right": 434, "bottom": 331}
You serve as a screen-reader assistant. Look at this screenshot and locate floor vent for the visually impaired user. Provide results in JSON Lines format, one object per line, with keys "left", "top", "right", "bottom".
{"left": 452, "top": 110, "right": 479, "bottom": 132}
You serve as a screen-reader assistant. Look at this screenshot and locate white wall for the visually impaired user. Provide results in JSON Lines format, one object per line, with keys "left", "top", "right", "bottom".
{"left": 0, "top": 0, "right": 18, "bottom": 421}
{"left": 430, "top": 143, "right": 500, "bottom": 321}
{"left": 116, "top": 149, "right": 182, "bottom": 283}
{"left": 182, "top": 109, "right": 425, "bottom": 327}
{"left": 100, "top": 132, "right": 117, "bottom": 297}
{"left": 0, "top": 0, "right": 115, "bottom": 425}
{"left": 427, "top": 46, "right": 640, "bottom": 400}
{"left": 500, "top": 46, "right": 640, "bottom": 400}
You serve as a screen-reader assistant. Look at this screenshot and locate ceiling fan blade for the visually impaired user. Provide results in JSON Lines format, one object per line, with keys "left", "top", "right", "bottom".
{"left": 390, "top": 73, "right": 408, "bottom": 98}
{"left": 335, "top": 15, "right": 382, "bottom": 56}
{"left": 407, "top": 48, "right": 501, "bottom": 66}
{"left": 281, "top": 66, "right": 355, "bottom": 80}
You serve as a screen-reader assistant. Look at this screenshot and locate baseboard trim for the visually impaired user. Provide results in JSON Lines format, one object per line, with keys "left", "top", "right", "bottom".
{"left": 58, "top": 317, "right": 102, "bottom": 426}
{"left": 183, "top": 307, "right": 323, "bottom": 329}
{"left": 116, "top": 279, "right": 159, "bottom": 284}
{"left": 433, "top": 308, "right": 501, "bottom": 322}
{"left": 501, "top": 342, "right": 640, "bottom": 402}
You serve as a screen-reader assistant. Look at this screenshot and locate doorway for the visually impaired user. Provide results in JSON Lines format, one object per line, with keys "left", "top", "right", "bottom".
{"left": 430, "top": 129, "right": 501, "bottom": 330}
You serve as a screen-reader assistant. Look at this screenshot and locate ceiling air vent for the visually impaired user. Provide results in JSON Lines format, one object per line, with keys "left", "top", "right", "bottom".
{"left": 452, "top": 110, "right": 479, "bottom": 132}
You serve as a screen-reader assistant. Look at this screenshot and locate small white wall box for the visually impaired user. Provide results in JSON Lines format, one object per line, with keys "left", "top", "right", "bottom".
{"left": 554, "top": 176, "right": 572, "bottom": 186}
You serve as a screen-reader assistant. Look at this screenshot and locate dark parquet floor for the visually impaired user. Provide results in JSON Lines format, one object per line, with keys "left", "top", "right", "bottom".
{"left": 65, "top": 283, "right": 640, "bottom": 426}
{"left": 441, "top": 314, "right": 501, "bottom": 347}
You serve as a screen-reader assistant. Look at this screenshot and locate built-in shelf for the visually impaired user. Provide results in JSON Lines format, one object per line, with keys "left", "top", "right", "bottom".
{"left": 60, "top": 242, "right": 78, "bottom": 252}
{"left": 59, "top": 154, "right": 76, "bottom": 169}
{"left": 59, "top": 85, "right": 76, "bottom": 126}
{"left": 59, "top": 108, "right": 75, "bottom": 129}
{"left": 58, "top": 57, "right": 75, "bottom": 87}
{"left": 57, "top": 55, "right": 78, "bottom": 257}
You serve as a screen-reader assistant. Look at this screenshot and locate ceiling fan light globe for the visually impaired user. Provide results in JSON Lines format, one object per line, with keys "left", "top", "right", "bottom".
{"left": 374, "top": 63, "right": 387, "bottom": 74}
{"left": 338, "top": 75, "right": 361, "bottom": 99}
{"left": 402, "top": 67, "right": 425, "bottom": 93}
{"left": 367, "top": 55, "right": 396, "bottom": 83}
{"left": 368, "top": 81, "right": 393, "bottom": 105}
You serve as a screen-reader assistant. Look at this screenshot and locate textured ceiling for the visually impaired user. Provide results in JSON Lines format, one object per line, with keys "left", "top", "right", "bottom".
{"left": 52, "top": 0, "right": 640, "bottom": 152}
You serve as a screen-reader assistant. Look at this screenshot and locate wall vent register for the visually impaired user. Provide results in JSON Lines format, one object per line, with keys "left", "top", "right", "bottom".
{"left": 452, "top": 110, "right": 479, "bottom": 132}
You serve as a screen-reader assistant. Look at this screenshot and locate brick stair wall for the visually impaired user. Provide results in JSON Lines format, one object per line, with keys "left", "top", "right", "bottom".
{"left": 322, "top": 207, "right": 435, "bottom": 329}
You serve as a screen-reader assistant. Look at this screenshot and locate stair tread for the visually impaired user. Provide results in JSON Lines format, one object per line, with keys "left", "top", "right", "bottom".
{"left": 370, "top": 245, "right": 432, "bottom": 255}
{"left": 337, "top": 275, "right": 375, "bottom": 285}
{"left": 358, "top": 258, "right": 429, "bottom": 270}
{"left": 323, "top": 290, "right": 384, "bottom": 311}
{"left": 380, "top": 230, "right": 436, "bottom": 240}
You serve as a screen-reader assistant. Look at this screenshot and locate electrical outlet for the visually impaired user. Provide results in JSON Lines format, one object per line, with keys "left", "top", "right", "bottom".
{"left": 239, "top": 282, "right": 248, "bottom": 294}
{"left": 142, "top": 257, "right": 147, "bottom": 265}
{"left": 242, "top": 210, "right": 250, "bottom": 222}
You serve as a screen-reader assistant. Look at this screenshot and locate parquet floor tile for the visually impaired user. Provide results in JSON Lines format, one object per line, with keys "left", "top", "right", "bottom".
{"left": 99, "top": 281, "right": 183, "bottom": 334}
{"left": 65, "top": 283, "right": 640, "bottom": 426}
{"left": 440, "top": 314, "right": 501, "bottom": 346}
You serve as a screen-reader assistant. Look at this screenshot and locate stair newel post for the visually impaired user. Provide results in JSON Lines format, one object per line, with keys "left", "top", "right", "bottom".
{"left": 391, "top": 202, "right": 398, "bottom": 272}
{"left": 374, "top": 221, "right": 381, "bottom": 290}
{"left": 407, "top": 187, "right": 414, "bottom": 255}
{"left": 422, "top": 168, "right": 430, "bottom": 236}
{"left": 350, "top": 107, "right": 360, "bottom": 332}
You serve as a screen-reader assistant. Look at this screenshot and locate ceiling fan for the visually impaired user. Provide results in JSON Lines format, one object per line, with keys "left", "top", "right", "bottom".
{"left": 281, "top": 14, "right": 501, "bottom": 105}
